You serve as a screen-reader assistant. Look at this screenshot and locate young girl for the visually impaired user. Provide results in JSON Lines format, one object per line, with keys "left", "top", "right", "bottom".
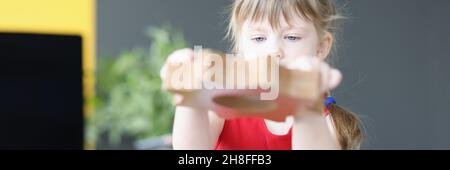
{"left": 161, "top": 0, "right": 363, "bottom": 150}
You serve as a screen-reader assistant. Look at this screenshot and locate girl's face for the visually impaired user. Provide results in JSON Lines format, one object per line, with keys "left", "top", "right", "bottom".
{"left": 239, "top": 14, "right": 331, "bottom": 65}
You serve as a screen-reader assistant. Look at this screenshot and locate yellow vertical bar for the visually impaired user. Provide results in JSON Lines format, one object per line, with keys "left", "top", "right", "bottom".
{"left": 0, "top": 0, "right": 96, "bottom": 150}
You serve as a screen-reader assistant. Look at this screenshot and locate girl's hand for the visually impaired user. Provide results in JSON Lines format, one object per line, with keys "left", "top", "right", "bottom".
{"left": 160, "top": 48, "right": 234, "bottom": 111}
{"left": 283, "top": 57, "right": 342, "bottom": 115}
{"left": 160, "top": 48, "right": 205, "bottom": 108}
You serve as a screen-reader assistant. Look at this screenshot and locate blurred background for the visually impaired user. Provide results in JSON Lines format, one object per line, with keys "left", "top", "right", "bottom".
{"left": 1, "top": 0, "right": 450, "bottom": 149}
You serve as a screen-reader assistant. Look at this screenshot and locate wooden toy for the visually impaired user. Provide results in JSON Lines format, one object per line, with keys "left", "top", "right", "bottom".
{"left": 162, "top": 49, "right": 324, "bottom": 122}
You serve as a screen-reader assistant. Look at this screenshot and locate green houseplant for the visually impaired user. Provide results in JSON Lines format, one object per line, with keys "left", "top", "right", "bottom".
{"left": 87, "top": 25, "right": 187, "bottom": 149}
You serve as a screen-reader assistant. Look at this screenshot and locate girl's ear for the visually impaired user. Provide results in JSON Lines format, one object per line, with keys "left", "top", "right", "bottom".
{"left": 317, "top": 32, "right": 333, "bottom": 61}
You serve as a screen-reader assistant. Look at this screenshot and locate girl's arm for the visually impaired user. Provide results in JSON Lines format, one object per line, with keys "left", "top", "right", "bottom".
{"left": 292, "top": 112, "right": 341, "bottom": 150}
{"left": 289, "top": 57, "right": 343, "bottom": 150}
{"left": 163, "top": 48, "right": 225, "bottom": 150}
{"left": 172, "top": 106, "right": 224, "bottom": 150}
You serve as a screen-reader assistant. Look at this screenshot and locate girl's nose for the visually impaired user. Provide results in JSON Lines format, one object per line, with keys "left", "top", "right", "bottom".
{"left": 267, "top": 41, "right": 284, "bottom": 59}
{"left": 269, "top": 52, "right": 283, "bottom": 59}
{"left": 270, "top": 52, "right": 282, "bottom": 58}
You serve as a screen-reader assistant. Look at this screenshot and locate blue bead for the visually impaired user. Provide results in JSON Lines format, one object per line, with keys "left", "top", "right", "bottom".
{"left": 324, "top": 96, "right": 337, "bottom": 107}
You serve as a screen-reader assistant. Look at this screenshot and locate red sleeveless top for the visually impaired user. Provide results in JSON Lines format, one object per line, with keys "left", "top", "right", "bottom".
{"left": 215, "top": 118, "right": 292, "bottom": 150}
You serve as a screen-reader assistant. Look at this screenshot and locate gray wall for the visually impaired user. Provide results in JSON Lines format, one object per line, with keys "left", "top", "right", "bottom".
{"left": 97, "top": 0, "right": 450, "bottom": 149}
{"left": 97, "top": 0, "right": 230, "bottom": 57}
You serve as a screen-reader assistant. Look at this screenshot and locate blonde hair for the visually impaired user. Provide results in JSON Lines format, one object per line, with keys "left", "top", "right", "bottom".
{"left": 227, "top": 0, "right": 363, "bottom": 149}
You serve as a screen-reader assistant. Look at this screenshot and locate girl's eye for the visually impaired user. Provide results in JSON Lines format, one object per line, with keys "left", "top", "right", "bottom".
{"left": 251, "top": 36, "right": 267, "bottom": 43}
{"left": 284, "top": 36, "right": 301, "bottom": 41}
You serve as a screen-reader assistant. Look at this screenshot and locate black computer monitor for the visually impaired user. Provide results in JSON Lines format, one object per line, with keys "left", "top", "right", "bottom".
{"left": 0, "top": 32, "right": 83, "bottom": 149}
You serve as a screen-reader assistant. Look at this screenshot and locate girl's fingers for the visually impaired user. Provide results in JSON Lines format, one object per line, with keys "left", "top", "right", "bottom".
{"left": 285, "top": 57, "right": 342, "bottom": 92}
{"left": 167, "top": 48, "right": 194, "bottom": 62}
{"left": 328, "top": 68, "right": 342, "bottom": 90}
{"left": 160, "top": 64, "right": 167, "bottom": 79}
{"left": 319, "top": 62, "right": 331, "bottom": 92}
{"left": 173, "top": 94, "right": 184, "bottom": 105}
{"left": 160, "top": 48, "right": 194, "bottom": 79}
{"left": 319, "top": 62, "right": 342, "bottom": 91}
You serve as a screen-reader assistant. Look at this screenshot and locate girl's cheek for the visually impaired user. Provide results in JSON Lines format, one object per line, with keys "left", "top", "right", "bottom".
{"left": 287, "top": 41, "right": 318, "bottom": 58}
{"left": 241, "top": 41, "right": 266, "bottom": 59}
{"left": 241, "top": 45, "right": 256, "bottom": 59}
{"left": 282, "top": 44, "right": 303, "bottom": 59}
